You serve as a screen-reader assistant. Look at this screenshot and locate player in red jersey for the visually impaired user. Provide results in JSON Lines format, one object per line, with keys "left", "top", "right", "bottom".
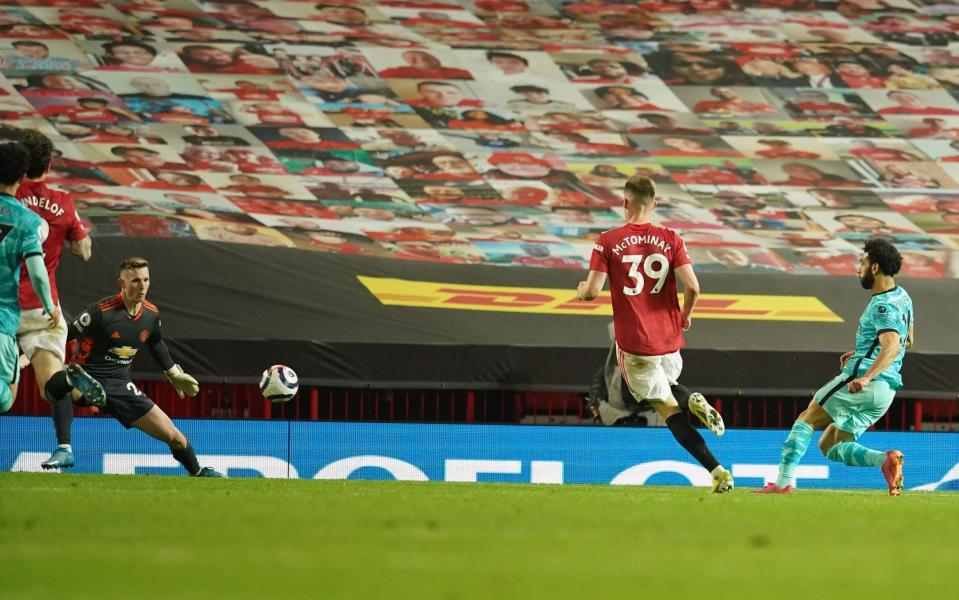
{"left": 14, "top": 131, "right": 91, "bottom": 469}
{"left": 576, "top": 175, "right": 733, "bottom": 493}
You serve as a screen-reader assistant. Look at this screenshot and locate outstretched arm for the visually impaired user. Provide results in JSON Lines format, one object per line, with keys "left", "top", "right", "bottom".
{"left": 675, "top": 263, "right": 700, "bottom": 331}
{"left": 576, "top": 270, "right": 607, "bottom": 301}
{"left": 25, "top": 254, "right": 59, "bottom": 328}
{"left": 69, "top": 236, "right": 92, "bottom": 262}
{"left": 848, "top": 331, "right": 901, "bottom": 393}
{"left": 147, "top": 336, "right": 175, "bottom": 373}
{"left": 148, "top": 326, "right": 199, "bottom": 399}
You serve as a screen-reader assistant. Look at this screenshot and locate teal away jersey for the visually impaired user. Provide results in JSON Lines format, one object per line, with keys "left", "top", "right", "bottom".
{"left": 842, "top": 286, "right": 913, "bottom": 390}
{"left": 0, "top": 193, "right": 44, "bottom": 335}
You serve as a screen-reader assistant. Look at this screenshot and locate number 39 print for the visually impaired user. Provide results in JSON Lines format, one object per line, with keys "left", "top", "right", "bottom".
{"left": 622, "top": 253, "right": 670, "bottom": 295}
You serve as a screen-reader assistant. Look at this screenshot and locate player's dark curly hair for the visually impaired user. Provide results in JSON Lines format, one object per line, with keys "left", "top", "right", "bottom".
{"left": 19, "top": 130, "right": 54, "bottom": 179}
{"left": 864, "top": 237, "right": 902, "bottom": 276}
{"left": 0, "top": 141, "right": 30, "bottom": 186}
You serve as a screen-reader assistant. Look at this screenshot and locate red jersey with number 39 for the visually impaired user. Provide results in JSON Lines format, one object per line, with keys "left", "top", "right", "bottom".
{"left": 589, "top": 222, "right": 690, "bottom": 356}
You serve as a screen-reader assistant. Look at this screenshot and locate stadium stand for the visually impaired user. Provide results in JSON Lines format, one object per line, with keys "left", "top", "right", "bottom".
{"left": 1, "top": 0, "right": 957, "bottom": 420}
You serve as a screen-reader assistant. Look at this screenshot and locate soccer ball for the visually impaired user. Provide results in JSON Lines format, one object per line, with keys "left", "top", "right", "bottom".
{"left": 260, "top": 365, "right": 298, "bottom": 403}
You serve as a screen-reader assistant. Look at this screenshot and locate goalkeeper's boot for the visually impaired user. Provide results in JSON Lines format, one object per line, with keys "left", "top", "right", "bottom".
{"left": 41, "top": 447, "right": 75, "bottom": 470}
{"left": 689, "top": 392, "right": 725, "bottom": 436}
{"left": 193, "top": 467, "right": 226, "bottom": 478}
{"left": 752, "top": 482, "right": 793, "bottom": 494}
{"left": 711, "top": 468, "right": 734, "bottom": 493}
{"left": 65, "top": 364, "right": 106, "bottom": 408}
{"left": 881, "top": 450, "right": 904, "bottom": 497}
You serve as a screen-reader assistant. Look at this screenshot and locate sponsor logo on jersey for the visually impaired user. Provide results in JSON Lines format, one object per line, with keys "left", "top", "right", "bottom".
{"left": 108, "top": 346, "right": 138, "bottom": 360}
{"left": 357, "top": 276, "right": 843, "bottom": 322}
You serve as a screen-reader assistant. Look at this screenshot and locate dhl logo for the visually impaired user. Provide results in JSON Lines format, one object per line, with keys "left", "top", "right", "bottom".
{"left": 358, "top": 276, "right": 843, "bottom": 323}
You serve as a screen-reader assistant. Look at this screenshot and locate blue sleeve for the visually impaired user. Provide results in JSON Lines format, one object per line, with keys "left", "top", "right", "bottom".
{"left": 20, "top": 213, "right": 44, "bottom": 259}
{"left": 872, "top": 302, "right": 903, "bottom": 335}
{"left": 25, "top": 254, "right": 54, "bottom": 314}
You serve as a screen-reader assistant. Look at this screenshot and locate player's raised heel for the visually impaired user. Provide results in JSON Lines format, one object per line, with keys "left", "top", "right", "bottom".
{"left": 193, "top": 467, "right": 225, "bottom": 478}
{"left": 881, "top": 450, "right": 904, "bottom": 497}
{"left": 711, "top": 469, "right": 734, "bottom": 493}
{"left": 65, "top": 364, "right": 106, "bottom": 408}
{"left": 689, "top": 392, "right": 725, "bottom": 436}
{"left": 41, "top": 447, "right": 75, "bottom": 470}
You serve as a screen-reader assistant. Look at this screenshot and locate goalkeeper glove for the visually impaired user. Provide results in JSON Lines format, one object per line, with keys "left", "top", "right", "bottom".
{"left": 165, "top": 364, "right": 199, "bottom": 399}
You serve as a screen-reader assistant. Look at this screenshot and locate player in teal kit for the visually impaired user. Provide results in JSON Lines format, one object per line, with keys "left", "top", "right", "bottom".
{"left": 0, "top": 141, "right": 60, "bottom": 413}
{"left": 757, "top": 238, "right": 913, "bottom": 496}
{"left": 15, "top": 131, "right": 91, "bottom": 470}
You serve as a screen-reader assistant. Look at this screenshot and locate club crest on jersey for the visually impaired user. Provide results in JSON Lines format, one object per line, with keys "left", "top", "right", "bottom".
{"left": 109, "top": 346, "right": 138, "bottom": 360}
{"left": 140, "top": 329, "right": 150, "bottom": 343}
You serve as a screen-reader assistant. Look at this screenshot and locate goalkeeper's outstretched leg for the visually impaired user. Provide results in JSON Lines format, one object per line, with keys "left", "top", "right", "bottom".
{"left": 131, "top": 405, "right": 224, "bottom": 478}
{"left": 44, "top": 365, "right": 224, "bottom": 477}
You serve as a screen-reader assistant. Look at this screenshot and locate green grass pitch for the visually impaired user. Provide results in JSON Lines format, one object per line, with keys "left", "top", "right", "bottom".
{"left": 1, "top": 473, "right": 957, "bottom": 600}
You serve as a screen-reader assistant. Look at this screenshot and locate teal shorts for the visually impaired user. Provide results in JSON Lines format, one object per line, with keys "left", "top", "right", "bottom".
{"left": 0, "top": 333, "right": 19, "bottom": 387}
{"left": 814, "top": 373, "right": 896, "bottom": 439}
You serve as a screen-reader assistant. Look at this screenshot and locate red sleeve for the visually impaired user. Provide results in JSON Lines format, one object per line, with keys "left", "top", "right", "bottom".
{"left": 588, "top": 231, "right": 609, "bottom": 273}
{"left": 672, "top": 232, "right": 691, "bottom": 269}
{"left": 56, "top": 191, "right": 88, "bottom": 241}
{"left": 67, "top": 209, "right": 88, "bottom": 241}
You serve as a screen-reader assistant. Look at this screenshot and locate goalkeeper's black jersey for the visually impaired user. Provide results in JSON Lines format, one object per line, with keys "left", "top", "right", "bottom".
{"left": 69, "top": 293, "right": 174, "bottom": 380}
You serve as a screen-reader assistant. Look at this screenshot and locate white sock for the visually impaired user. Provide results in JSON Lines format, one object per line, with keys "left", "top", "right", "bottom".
{"left": 58, "top": 444, "right": 72, "bottom": 452}
{"left": 710, "top": 465, "right": 727, "bottom": 478}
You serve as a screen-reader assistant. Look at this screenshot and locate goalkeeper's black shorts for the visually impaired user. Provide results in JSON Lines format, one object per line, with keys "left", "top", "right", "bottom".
{"left": 99, "top": 377, "right": 156, "bottom": 429}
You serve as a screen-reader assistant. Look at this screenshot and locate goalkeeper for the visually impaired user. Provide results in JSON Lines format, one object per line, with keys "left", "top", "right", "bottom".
{"left": 42, "top": 257, "right": 223, "bottom": 477}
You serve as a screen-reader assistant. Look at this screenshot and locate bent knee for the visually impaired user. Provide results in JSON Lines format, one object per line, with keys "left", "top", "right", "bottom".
{"left": 818, "top": 435, "right": 837, "bottom": 456}
{"left": 168, "top": 430, "right": 189, "bottom": 449}
{"left": 798, "top": 408, "right": 818, "bottom": 427}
